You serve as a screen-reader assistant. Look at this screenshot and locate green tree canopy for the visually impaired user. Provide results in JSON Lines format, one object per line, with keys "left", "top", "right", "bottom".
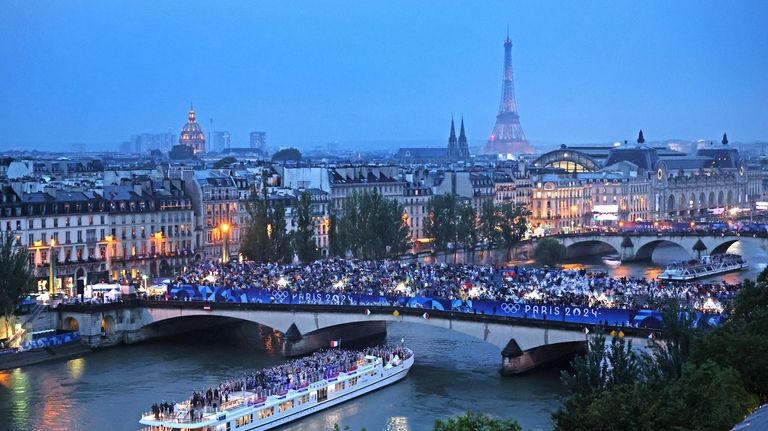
{"left": 0, "top": 233, "right": 35, "bottom": 339}
{"left": 534, "top": 237, "right": 566, "bottom": 266}
{"left": 332, "top": 191, "right": 410, "bottom": 260}
{"left": 271, "top": 147, "right": 302, "bottom": 162}
{"left": 433, "top": 411, "right": 522, "bottom": 431}
{"left": 292, "top": 191, "right": 320, "bottom": 263}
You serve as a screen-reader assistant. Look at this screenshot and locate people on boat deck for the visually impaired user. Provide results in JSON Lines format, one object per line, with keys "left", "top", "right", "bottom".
{"left": 164, "top": 258, "right": 741, "bottom": 312}
{"left": 149, "top": 345, "right": 411, "bottom": 422}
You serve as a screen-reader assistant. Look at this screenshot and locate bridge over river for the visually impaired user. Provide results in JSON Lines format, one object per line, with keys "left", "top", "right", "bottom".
{"left": 556, "top": 232, "right": 768, "bottom": 262}
{"left": 56, "top": 300, "right": 659, "bottom": 375}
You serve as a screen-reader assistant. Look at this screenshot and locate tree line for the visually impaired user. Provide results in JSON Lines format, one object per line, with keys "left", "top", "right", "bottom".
{"left": 425, "top": 197, "right": 530, "bottom": 261}
{"left": 240, "top": 190, "right": 531, "bottom": 264}
{"left": 551, "top": 270, "right": 768, "bottom": 431}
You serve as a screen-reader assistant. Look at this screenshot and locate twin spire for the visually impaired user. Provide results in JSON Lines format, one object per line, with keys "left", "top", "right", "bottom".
{"left": 448, "top": 115, "right": 469, "bottom": 160}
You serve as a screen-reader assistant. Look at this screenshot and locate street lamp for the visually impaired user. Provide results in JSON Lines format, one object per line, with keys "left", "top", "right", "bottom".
{"left": 221, "top": 223, "right": 230, "bottom": 264}
{"left": 48, "top": 238, "right": 57, "bottom": 296}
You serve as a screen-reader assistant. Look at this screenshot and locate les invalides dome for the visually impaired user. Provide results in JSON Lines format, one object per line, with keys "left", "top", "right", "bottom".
{"left": 179, "top": 105, "right": 206, "bottom": 154}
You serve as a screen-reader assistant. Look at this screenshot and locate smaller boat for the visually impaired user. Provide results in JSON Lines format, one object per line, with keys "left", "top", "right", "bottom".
{"left": 657, "top": 254, "right": 748, "bottom": 281}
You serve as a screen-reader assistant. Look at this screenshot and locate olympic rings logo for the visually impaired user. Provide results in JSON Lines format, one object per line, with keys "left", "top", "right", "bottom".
{"left": 500, "top": 303, "right": 520, "bottom": 314}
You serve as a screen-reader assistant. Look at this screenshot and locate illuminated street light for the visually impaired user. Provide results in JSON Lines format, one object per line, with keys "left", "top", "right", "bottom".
{"left": 221, "top": 223, "right": 231, "bottom": 264}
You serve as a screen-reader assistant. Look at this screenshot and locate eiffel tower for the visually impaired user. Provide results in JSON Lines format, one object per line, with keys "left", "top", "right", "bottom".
{"left": 483, "top": 32, "right": 533, "bottom": 155}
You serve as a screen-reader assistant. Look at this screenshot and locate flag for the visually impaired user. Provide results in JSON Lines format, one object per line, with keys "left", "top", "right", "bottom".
{"left": 363, "top": 308, "right": 371, "bottom": 316}
{"left": 393, "top": 309, "right": 400, "bottom": 317}
{"left": 583, "top": 327, "right": 590, "bottom": 335}
{"left": 422, "top": 312, "right": 429, "bottom": 320}
{"left": 330, "top": 340, "right": 341, "bottom": 348}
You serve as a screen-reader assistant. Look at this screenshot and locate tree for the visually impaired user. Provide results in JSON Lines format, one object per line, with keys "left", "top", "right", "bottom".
{"left": 213, "top": 156, "right": 237, "bottom": 169}
{"left": 498, "top": 203, "right": 529, "bottom": 261}
{"left": 271, "top": 148, "right": 302, "bottom": 162}
{"left": 270, "top": 201, "right": 293, "bottom": 263}
{"left": 293, "top": 191, "right": 320, "bottom": 263}
{"left": 433, "top": 411, "right": 522, "bottom": 431}
{"left": 455, "top": 200, "right": 478, "bottom": 263}
{"left": 424, "top": 194, "right": 458, "bottom": 255}
{"left": 0, "top": 233, "right": 35, "bottom": 339}
{"left": 240, "top": 179, "right": 293, "bottom": 263}
{"left": 328, "top": 211, "right": 345, "bottom": 258}
{"left": 333, "top": 191, "right": 410, "bottom": 260}
{"left": 478, "top": 201, "right": 501, "bottom": 251}
{"left": 533, "top": 237, "right": 566, "bottom": 266}
{"left": 168, "top": 144, "right": 195, "bottom": 160}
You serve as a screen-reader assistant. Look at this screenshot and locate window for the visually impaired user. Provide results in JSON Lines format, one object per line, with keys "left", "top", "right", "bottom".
{"left": 298, "top": 393, "right": 310, "bottom": 405}
{"left": 236, "top": 414, "right": 253, "bottom": 427}
{"left": 257, "top": 407, "right": 274, "bottom": 420}
{"left": 278, "top": 400, "right": 294, "bottom": 412}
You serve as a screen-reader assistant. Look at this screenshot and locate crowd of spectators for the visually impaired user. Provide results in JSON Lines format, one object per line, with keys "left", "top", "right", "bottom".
{"left": 169, "top": 259, "right": 740, "bottom": 312}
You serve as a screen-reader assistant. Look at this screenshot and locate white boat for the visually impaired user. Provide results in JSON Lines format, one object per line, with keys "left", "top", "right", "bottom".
{"left": 657, "top": 254, "right": 748, "bottom": 281}
{"left": 138, "top": 348, "right": 414, "bottom": 431}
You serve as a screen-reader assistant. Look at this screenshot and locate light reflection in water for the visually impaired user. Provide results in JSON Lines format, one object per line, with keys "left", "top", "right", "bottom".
{"left": 385, "top": 416, "right": 411, "bottom": 431}
{"left": 66, "top": 357, "right": 85, "bottom": 380}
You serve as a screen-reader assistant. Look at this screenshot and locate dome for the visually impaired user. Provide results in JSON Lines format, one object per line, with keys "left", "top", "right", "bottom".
{"left": 179, "top": 106, "right": 206, "bottom": 154}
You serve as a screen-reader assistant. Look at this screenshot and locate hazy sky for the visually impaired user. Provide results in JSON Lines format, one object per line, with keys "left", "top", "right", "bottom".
{"left": 1, "top": 0, "right": 767, "bottom": 152}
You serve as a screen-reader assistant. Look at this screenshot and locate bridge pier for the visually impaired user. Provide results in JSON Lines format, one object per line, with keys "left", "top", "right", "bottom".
{"left": 282, "top": 320, "right": 387, "bottom": 357}
{"left": 500, "top": 339, "right": 587, "bottom": 375}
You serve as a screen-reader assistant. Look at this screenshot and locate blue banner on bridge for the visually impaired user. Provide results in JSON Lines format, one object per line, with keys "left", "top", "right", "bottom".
{"left": 165, "top": 284, "right": 689, "bottom": 329}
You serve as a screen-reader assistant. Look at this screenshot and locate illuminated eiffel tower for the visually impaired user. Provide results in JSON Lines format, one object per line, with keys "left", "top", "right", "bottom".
{"left": 483, "top": 32, "right": 533, "bottom": 155}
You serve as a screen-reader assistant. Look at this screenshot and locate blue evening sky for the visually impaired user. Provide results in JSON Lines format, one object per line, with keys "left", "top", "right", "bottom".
{"left": 1, "top": 0, "right": 766, "bottom": 152}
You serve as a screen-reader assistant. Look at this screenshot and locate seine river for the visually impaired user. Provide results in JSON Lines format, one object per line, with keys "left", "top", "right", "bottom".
{"left": 1, "top": 242, "right": 763, "bottom": 431}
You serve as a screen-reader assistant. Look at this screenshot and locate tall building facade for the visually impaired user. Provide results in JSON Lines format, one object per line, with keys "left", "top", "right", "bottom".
{"left": 179, "top": 106, "right": 206, "bottom": 154}
{"left": 130, "top": 132, "right": 176, "bottom": 154}
{"left": 483, "top": 33, "right": 533, "bottom": 155}
{"left": 250, "top": 132, "right": 267, "bottom": 153}
{"left": 209, "top": 131, "right": 232, "bottom": 153}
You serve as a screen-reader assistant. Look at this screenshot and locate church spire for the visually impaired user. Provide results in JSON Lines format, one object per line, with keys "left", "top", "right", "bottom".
{"left": 448, "top": 115, "right": 458, "bottom": 159}
{"left": 458, "top": 115, "right": 469, "bottom": 159}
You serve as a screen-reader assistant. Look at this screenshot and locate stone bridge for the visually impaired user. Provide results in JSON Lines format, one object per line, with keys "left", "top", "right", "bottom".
{"left": 557, "top": 233, "right": 768, "bottom": 262}
{"left": 57, "top": 301, "right": 653, "bottom": 375}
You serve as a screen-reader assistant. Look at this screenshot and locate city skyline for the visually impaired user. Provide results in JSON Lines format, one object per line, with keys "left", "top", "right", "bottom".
{"left": 2, "top": 1, "right": 767, "bottom": 152}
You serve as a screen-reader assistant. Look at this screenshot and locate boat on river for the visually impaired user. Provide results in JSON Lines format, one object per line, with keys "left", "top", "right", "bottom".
{"left": 138, "top": 347, "right": 414, "bottom": 431}
{"left": 657, "top": 254, "right": 748, "bottom": 281}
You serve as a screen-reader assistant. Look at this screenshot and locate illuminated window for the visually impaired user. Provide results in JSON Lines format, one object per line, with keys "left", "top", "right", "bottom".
{"left": 258, "top": 407, "right": 274, "bottom": 419}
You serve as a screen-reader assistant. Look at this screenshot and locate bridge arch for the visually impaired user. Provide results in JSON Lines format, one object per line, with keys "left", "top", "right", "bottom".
{"left": 634, "top": 239, "right": 689, "bottom": 261}
{"left": 101, "top": 315, "right": 116, "bottom": 336}
{"left": 711, "top": 239, "right": 739, "bottom": 256}
{"left": 63, "top": 316, "right": 80, "bottom": 331}
{"left": 564, "top": 240, "right": 620, "bottom": 259}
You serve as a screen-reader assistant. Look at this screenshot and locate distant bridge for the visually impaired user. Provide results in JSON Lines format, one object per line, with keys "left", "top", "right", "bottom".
{"left": 57, "top": 301, "right": 654, "bottom": 375}
{"left": 555, "top": 233, "right": 768, "bottom": 262}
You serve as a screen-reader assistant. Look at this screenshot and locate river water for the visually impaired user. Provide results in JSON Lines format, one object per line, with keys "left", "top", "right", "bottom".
{"left": 0, "top": 323, "right": 563, "bottom": 431}
{"left": 1, "top": 242, "right": 763, "bottom": 431}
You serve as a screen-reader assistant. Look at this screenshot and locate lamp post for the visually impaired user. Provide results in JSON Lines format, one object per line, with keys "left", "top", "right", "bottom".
{"left": 48, "top": 239, "right": 57, "bottom": 296}
{"left": 221, "top": 223, "right": 230, "bottom": 264}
